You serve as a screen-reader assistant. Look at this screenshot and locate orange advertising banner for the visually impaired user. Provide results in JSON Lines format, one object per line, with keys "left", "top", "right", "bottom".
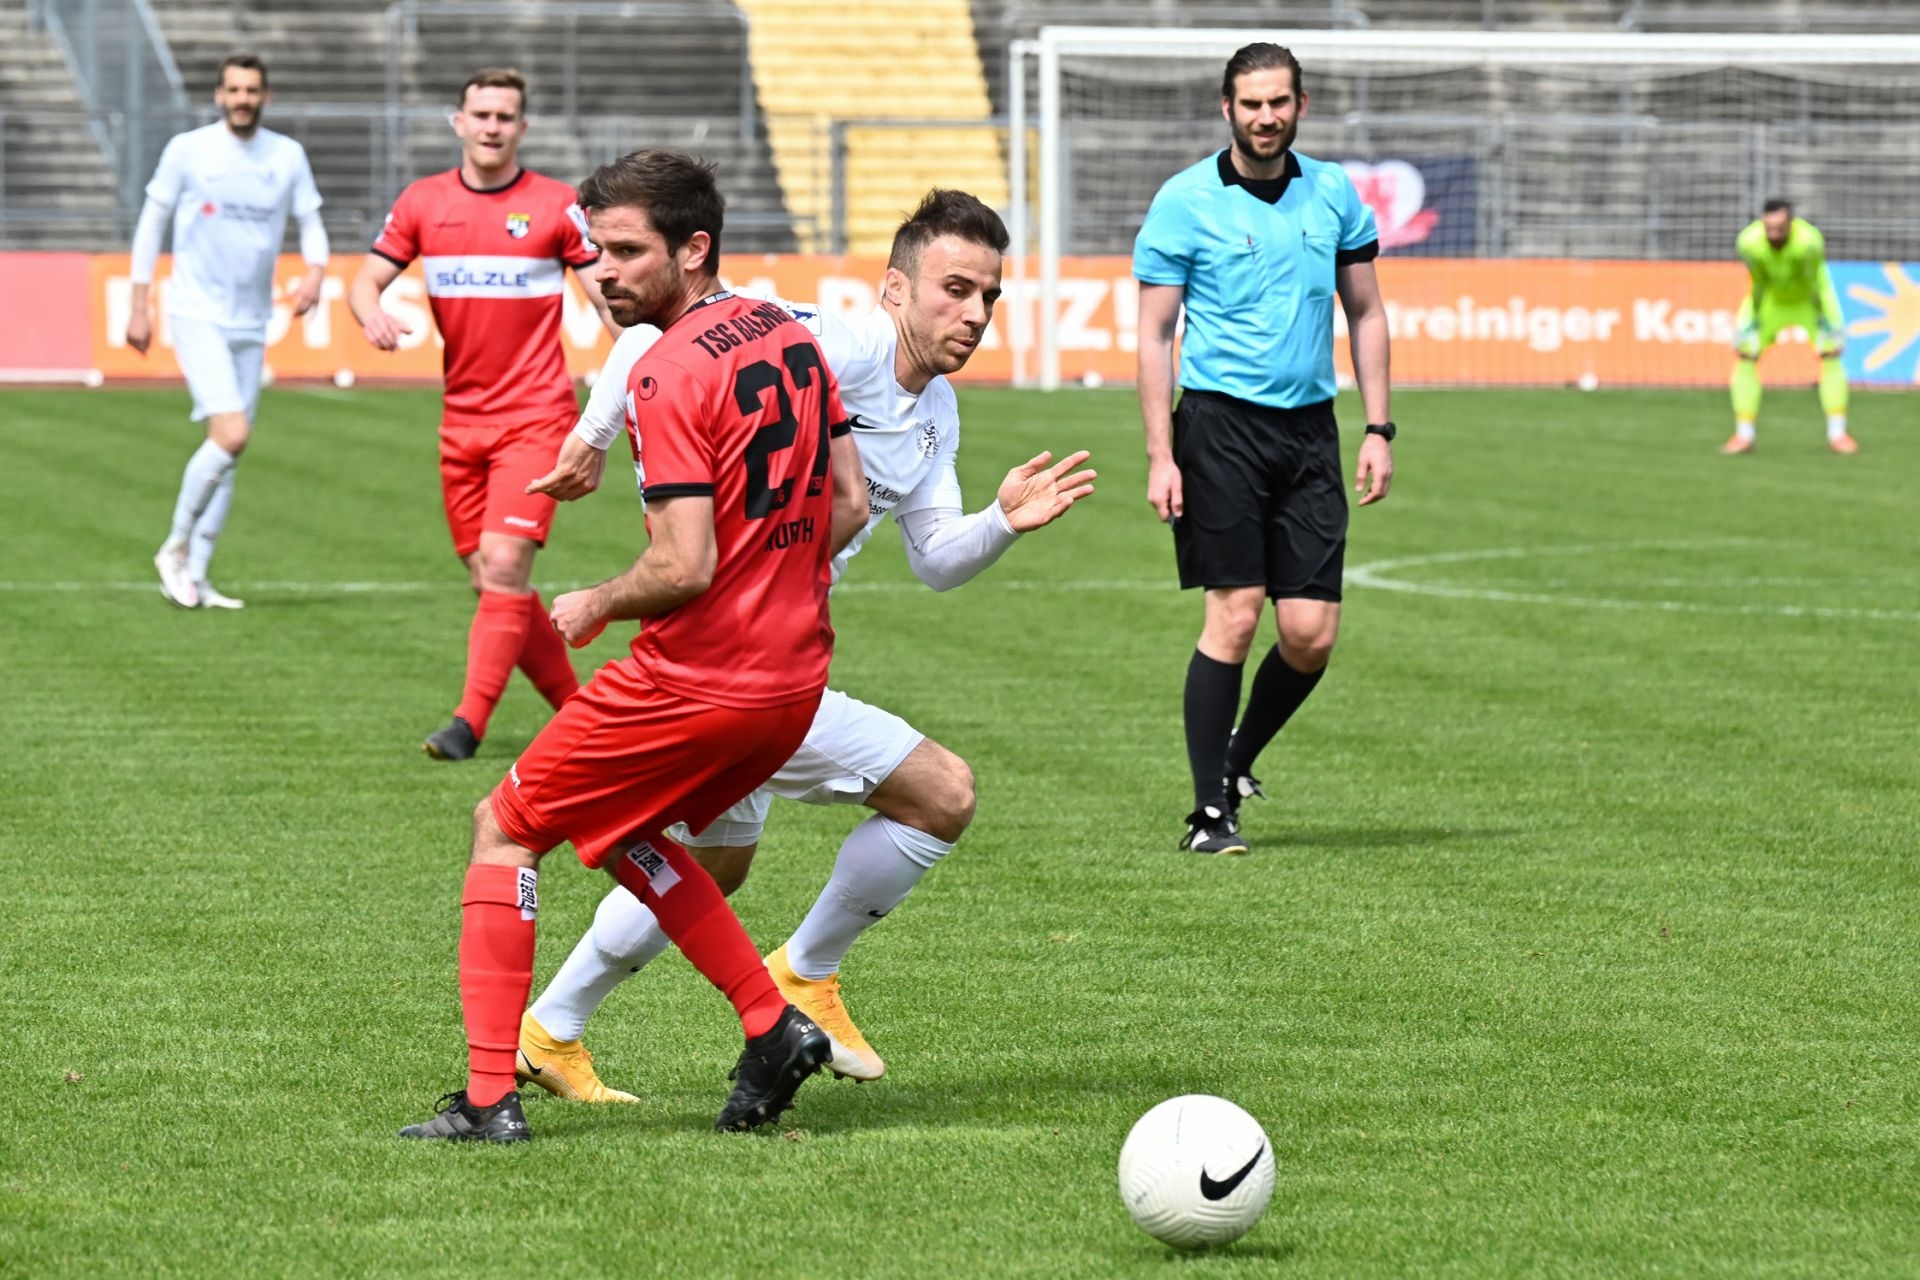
{"left": 80, "top": 252, "right": 1837, "bottom": 389}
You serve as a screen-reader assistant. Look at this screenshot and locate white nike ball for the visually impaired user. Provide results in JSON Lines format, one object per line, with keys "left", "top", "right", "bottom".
{"left": 1118, "top": 1095, "right": 1275, "bottom": 1250}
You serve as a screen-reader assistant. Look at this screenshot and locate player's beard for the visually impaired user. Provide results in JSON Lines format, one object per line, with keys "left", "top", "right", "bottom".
{"left": 223, "top": 102, "right": 261, "bottom": 138}
{"left": 1230, "top": 115, "right": 1294, "bottom": 169}
{"left": 605, "top": 260, "right": 686, "bottom": 329}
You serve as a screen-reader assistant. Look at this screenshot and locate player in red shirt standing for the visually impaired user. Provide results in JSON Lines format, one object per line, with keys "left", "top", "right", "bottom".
{"left": 400, "top": 148, "right": 870, "bottom": 1142}
{"left": 347, "top": 68, "right": 619, "bottom": 761}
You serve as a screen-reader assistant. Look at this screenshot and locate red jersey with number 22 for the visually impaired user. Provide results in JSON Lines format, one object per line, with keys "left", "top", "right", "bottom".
{"left": 625, "top": 292, "right": 851, "bottom": 709}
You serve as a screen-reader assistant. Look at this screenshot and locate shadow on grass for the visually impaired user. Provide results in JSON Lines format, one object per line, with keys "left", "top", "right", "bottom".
{"left": 513, "top": 1065, "right": 1221, "bottom": 1141}
{"left": 1168, "top": 1238, "right": 1299, "bottom": 1264}
{"left": 1256, "top": 825, "right": 1518, "bottom": 851}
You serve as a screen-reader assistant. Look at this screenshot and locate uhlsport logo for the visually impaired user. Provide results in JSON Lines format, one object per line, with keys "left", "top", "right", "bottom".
{"left": 505, "top": 212, "right": 531, "bottom": 239}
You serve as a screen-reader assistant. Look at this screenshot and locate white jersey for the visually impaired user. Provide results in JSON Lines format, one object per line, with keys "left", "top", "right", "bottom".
{"left": 144, "top": 124, "right": 322, "bottom": 329}
{"left": 579, "top": 301, "right": 962, "bottom": 582}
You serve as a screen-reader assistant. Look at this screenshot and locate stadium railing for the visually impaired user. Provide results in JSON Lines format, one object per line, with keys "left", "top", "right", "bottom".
{"left": 27, "top": 0, "right": 188, "bottom": 223}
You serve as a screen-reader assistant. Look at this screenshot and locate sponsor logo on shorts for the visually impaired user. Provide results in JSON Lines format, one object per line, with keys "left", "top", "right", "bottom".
{"left": 624, "top": 841, "right": 682, "bottom": 895}
{"left": 503, "top": 515, "right": 540, "bottom": 530}
{"left": 509, "top": 764, "right": 521, "bottom": 789}
{"left": 515, "top": 866, "right": 538, "bottom": 920}
{"left": 505, "top": 212, "right": 531, "bottom": 239}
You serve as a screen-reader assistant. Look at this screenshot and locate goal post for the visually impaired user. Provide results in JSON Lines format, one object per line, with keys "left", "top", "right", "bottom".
{"left": 1009, "top": 27, "right": 1920, "bottom": 390}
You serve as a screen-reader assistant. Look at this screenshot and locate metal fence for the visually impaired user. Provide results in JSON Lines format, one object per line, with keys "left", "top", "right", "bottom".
{"left": 0, "top": 102, "right": 815, "bottom": 251}
{"left": 28, "top": 0, "right": 188, "bottom": 218}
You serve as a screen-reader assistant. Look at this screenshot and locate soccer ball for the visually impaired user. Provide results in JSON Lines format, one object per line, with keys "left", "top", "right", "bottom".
{"left": 1117, "top": 1095, "right": 1275, "bottom": 1250}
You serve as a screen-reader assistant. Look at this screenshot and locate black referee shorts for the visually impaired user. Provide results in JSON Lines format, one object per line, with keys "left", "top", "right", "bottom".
{"left": 1170, "top": 388, "right": 1348, "bottom": 602}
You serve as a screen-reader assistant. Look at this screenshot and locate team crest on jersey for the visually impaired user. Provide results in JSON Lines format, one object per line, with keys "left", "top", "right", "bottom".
{"left": 505, "top": 211, "right": 531, "bottom": 239}
{"left": 918, "top": 417, "right": 940, "bottom": 458}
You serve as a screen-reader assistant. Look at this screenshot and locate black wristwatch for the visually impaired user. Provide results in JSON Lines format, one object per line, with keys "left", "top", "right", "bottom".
{"left": 1365, "top": 421, "right": 1397, "bottom": 442}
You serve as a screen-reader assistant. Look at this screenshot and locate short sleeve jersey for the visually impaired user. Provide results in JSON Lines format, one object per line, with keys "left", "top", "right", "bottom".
{"left": 372, "top": 168, "right": 597, "bottom": 427}
{"left": 1134, "top": 149, "right": 1378, "bottom": 409}
{"left": 623, "top": 292, "right": 853, "bottom": 708}
{"left": 581, "top": 301, "right": 959, "bottom": 584}
{"left": 145, "top": 124, "right": 323, "bottom": 329}
{"left": 1736, "top": 217, "right": 1841, "bottom": 323}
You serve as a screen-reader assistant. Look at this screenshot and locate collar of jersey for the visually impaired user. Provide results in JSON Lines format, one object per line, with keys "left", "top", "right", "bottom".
{"left": 659, "top": 289, "right": 736, "bottom": 333}
{"left": 457, "top": 167, "right": 529, "bottom": 195}
{"left": 1217, "top": 148, "right": 1301, "bottom": 203}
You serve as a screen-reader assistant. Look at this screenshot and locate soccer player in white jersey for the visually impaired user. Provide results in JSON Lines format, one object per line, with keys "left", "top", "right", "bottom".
{"left": 129, "top": 54, "right": 328, "bottom": 610}
{"left": 510, "top": 189, "right": 1097, "bottom": 1098}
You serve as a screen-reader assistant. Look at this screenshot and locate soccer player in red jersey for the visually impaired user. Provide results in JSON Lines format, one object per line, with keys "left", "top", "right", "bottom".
{"left": 400, "top": 149, "right": 870, "bottom": 1142}
{"left": 347, "top": 68, "right": 620, "bottom": 761}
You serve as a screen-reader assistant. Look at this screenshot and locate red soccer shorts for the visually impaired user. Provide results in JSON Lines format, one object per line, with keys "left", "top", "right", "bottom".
{"left": 489, "top": 656, "right": 822, "bottom": 869}
{"left": 438, "top": 413, "right": 573, "bottom": 559}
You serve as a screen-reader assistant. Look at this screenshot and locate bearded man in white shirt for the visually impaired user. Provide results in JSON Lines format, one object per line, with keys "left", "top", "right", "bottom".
{"left": 128, "top": 54, "right": 329, "bottom": 610}
{"left": 512, "top": 189, "right": 1097, "bottom": 1099}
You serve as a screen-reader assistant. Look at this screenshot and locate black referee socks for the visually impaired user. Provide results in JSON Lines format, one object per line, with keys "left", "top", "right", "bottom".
{"left": 1184, "top": 650, "right": 1244, "bottom": 812}
{"left": 1225, "top": 646, "right": 1325, "bottom": 779}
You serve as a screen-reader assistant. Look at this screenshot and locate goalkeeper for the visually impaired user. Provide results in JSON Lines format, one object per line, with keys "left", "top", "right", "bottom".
{"left": 1725, "top": 199, "right": 1855, "bottom": 455}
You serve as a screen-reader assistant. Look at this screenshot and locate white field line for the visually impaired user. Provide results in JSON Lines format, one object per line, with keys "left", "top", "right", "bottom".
{"left": 4, "top": 539, "right": 1916, "bottom": 622}
{"left": 1345, "top": 539, "right": 1920, "bottom": 623}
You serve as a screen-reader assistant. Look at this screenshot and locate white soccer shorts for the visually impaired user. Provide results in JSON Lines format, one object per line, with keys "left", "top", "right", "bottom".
{"left": 170, "top": 316, "right": 266, "bottom": 422}
{"left": 671, "top": 688, "right": 925, "bottom": 848}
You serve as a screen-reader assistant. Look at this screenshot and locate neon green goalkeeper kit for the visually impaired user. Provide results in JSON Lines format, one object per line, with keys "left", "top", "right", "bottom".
{"left": 1730, "top": 216, "right": 1848, "bottom": 427}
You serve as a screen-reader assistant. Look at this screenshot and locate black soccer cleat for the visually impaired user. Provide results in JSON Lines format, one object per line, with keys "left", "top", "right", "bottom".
{"left": 1180, "top": 806, "right": 1250, "bottom": 856}
{"left": 423, "top": 716, "right": 480, "bottom": 761}
{"left": 1222, "top": 770, "right": 1265, "bottom": 822}
{"left": 714, "top": 1004, "right": 832, "bottom": 1132}
{"left": 399, "top": 1089, "right": 530, "bottom": 1143}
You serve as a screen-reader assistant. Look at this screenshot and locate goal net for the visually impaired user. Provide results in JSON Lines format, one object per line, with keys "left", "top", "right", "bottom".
{"left": 1008, "top": 28, "right": 1920, "bottom": 389}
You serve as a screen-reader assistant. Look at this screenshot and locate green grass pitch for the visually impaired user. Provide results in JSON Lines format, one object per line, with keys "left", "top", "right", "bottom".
{"left": 1, "top": 383, "right": 1915, "bottom": 1277}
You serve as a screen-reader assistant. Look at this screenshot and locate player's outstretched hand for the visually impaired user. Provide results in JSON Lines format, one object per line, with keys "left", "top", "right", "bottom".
{"left": 1355, "top": 433, "right": 1394, "bottom": 507}
{"left": 360, "top": 311, "right": 412, "bottom": 352}
{"left": 997, "top": 450, "right": 1097, "bottom": 533}
{"left": 1147, "top": 456, "right": 1183, "bottom": 523}
{"left": 125, "top": 310, "right": 152, "bottom": 356}
{"left": 550, "top": 589, "right": 607, "bottom": 649}
{"left": 527, "top": 433, "right": 607, "bottom": 501}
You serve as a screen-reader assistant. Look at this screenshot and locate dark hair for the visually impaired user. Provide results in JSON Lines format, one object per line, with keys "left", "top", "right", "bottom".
{"left": 217, "top": 54, "right": 268, "bottom": 89}
{"left": 887, "top": 189, "right": 1009, "bottom": 275}
{"left": 459, "top": 67, "right": 528, "bottom": 112}
{"left": 1221, "top": 42, "right": 1302, "bottom": 100}
{"left": 577, "top": 149, "right": 725, "bottom": 270}
{"left": 1762, "top": 198, "right": 1793, "bottom": 216}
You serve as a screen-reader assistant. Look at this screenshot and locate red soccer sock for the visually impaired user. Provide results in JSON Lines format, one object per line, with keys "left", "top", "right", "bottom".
{"left": 516, "top": 591, "right": 581, "bottom": 711}
{"left": 607, "top": 833, "right": 785, "bottom": 1039}
{"left": 459, "top": 862, "right": 538, "bottom": 1107}
{"left": 456, "top": 591, "right": 535, "bottom": 740}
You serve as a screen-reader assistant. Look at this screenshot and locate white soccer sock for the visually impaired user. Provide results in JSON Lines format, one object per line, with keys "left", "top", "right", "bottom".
{"left": 784, "top": 816, "right": 954, "bottom": 981}
{"left": 1735, "top": 420, "right": 1757, "bottom": 442}
{"left": 187, "top": 468, "right": 236, "bottom": 583}
{"left": 168, "top": 440, "right": 236, "bottom": 550}
{"left": 526, "top": 886, "right": 669, "bottom": 1042}
{"left": 1827, "top": 414, "right": 1848, "bottom": 441}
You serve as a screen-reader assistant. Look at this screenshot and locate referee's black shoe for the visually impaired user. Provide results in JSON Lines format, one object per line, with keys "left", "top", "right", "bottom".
{"left": 1223, "top": 771, "right": 1265, "bottom": 823}
{"left": 1181, "top": 806, "right": 1249, "bottom": 856}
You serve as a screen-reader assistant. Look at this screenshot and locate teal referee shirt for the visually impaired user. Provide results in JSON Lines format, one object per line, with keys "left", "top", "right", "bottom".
{"left": 1133, "top": 150, "right": 1379, "bottom": 410}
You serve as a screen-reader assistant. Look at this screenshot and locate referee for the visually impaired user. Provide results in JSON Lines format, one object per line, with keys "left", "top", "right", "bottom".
{"left": 1134, "top": 42, "right": 1394, "bottom": 855}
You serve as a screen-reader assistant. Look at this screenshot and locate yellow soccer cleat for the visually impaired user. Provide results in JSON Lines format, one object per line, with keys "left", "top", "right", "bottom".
{"left": 765, "top": 944, "right": 885, "bottom": 1081}
{"left": 515, "top": 1012, "right": 639, "bottom": 1103}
